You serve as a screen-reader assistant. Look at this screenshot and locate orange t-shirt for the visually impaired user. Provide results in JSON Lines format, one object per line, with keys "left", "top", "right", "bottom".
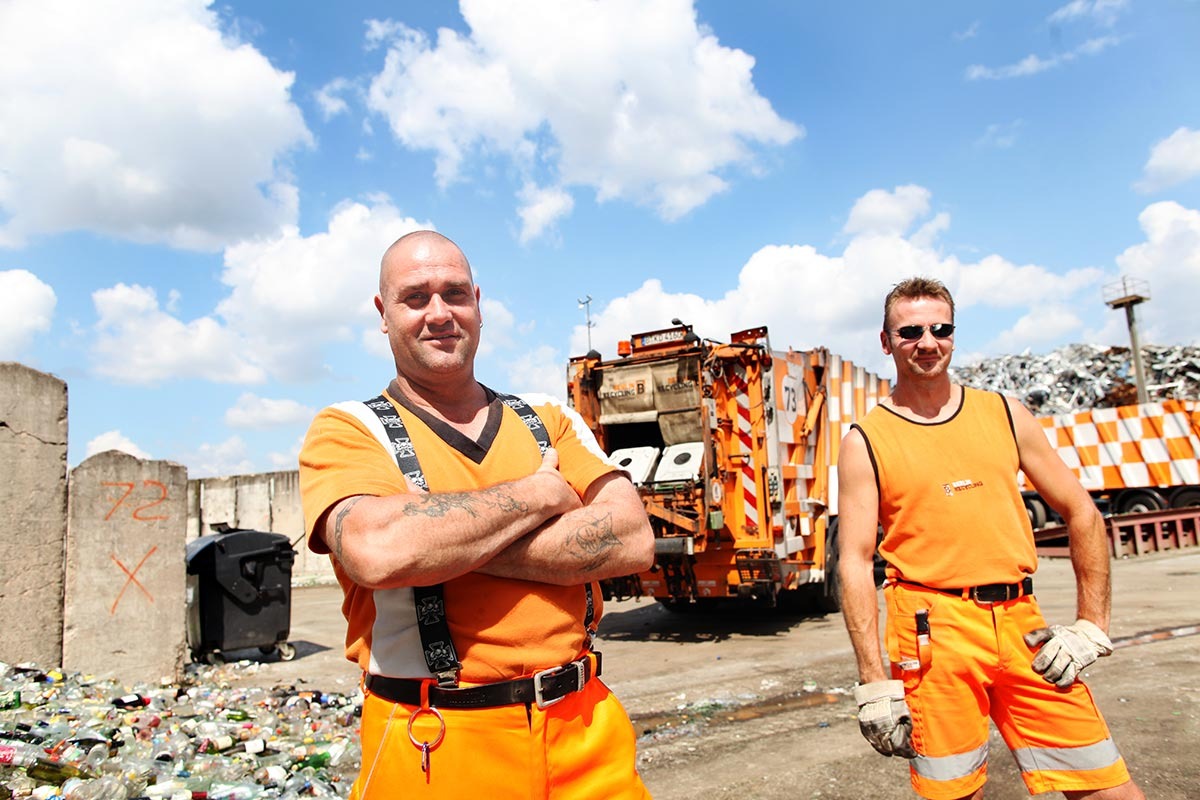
{"left": 298, "top": 387, "right": 615, "bottom": 682}
{"left": 854, "top": 387, "right": 1037, "bottom": 588}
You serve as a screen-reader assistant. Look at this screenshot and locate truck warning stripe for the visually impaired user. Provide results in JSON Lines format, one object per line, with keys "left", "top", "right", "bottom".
{"left": 732, "top": 365, "right": 759, "bottom": 527}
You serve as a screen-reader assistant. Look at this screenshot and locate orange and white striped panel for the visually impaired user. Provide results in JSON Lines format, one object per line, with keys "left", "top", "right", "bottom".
{"left": 730, "top": 364, "right": 759, "bottom": 528}
{"left": 824, "top": 353, "right": 890, "bottom": 514}
{"left": 1038, "top": 400, "right": 1200, "bottom": 491}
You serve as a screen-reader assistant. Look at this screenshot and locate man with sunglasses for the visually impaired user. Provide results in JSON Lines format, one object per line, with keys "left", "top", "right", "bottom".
{"left": 836, "top": 277, "right": 1144, "bottom": 800}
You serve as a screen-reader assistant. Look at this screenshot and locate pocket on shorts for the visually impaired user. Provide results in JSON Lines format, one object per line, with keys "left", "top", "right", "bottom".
{"left": 885, "top": 586, "right": 938, "bottom": 678}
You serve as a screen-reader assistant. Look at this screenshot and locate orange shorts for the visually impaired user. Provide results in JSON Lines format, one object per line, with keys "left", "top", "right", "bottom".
{"left": 352, "top": 674, "right": 650, "bottom": 800}
{"left": 885, "top": 582, "right": 1131, "bottom": 799}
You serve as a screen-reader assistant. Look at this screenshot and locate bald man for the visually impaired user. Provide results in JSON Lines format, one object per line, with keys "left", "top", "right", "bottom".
{"left": 298, "top": 231, "right": 654, "bottom": 799}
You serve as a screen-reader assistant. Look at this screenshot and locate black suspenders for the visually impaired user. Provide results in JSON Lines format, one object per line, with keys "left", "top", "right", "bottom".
{"left": 361, "top": 390, "right": 597, "bottom": 687}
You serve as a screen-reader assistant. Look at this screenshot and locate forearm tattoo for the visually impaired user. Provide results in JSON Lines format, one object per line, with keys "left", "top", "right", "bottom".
{"left": 400, "top": 485, "right": 529, "bottom": 518}
{"left": 567, "top": 511, "right": 621, "bottom": 572}
{"left": 332, "top": 496, "right": 364, "bottom": 560}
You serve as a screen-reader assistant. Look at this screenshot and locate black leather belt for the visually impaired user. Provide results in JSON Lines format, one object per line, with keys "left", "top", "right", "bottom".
{"left": 364, "top": 654, "right": 600, "bottom": 710}
{"left": 898, "top": 576, "right": 1033, "bottom": 604}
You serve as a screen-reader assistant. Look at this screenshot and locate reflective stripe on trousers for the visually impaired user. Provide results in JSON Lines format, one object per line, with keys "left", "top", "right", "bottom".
{"left": 885, "top": 582, "right": 1131, "bottom": 799}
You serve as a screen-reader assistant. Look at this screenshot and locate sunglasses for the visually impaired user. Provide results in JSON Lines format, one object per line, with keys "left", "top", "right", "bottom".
{"left": 890, "top": 323, "right": 955, "bottom": 340}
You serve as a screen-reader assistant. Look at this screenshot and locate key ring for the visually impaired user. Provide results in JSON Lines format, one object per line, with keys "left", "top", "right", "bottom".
{"left": 407, "top": 706, "right": 446, "bottom": 750}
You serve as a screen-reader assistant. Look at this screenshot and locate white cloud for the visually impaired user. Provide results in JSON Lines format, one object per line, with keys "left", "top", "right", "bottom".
{"left": 314, "top": 78, "right": 354, "bottom": 120}
{"left": 953, "top": 21, "right": 980, "bottom": 41}
{"left": 517, "top": 183, "right": 574, "bottom": 244}
{"left": 225, "top": 393, "right": 315, "bottom": 429}
{"left": 361, "top": 327, "right": 393, "bottom": 361}
{"left": 988, "top": 305, "right": 1085, "bottom": 353}
{"left": 911, "top": 212, "right": 951, "bottom": 250}
{"left": 217, "top": 199, "right": 431, "bottom": 381}
{"left": 0, "top": 269, "right": 56, "bottom": 359}
{"left": 86, "top": 430, "right": 151, "bottom": 460}
{"left": 965, "top": 36, "right": 1119, "bottom": 81}
{"left": 1135, "top": 127, "right": 1200, "bottom": 194}
{"left": 975, "top": 120, "right": 1025, "bottom": 149}
{"left": 575, "top": 186, "right": 1117, "bottom": 373}
{"left": 476, "top": 296, "right": 516, "bottom": 357}
{"left": 365, "top": 0, "right": 800, "bottom": 230}
{"left": 844, "top": 185, "right": 932, "bottom": 237}
{"left": 181, "top": 436, "right": 254, "bottom": 478}
{"left": 0, "top": 0, "right": 312, "bottom": 249}
{"left": 90, "top": 283, "right": 265, "bottom": 385}
{"left": 1114, "top": 201, "right": 1200, "bottom": 345}
{"left": 267, "top": 434, "right": 306, "bottom": 471}
{"left": 955, "top": 254, "right": 1104, "bottom": 310}
{"left": 365, "top": 18, "right": 407, "bottom": 51}
{"left": 85, "top": 199, "right": 439, "bottom": 385}
{"left": 1047, "top": 0, "right": 1128, "bottom": 27}
{"left": 504, "top": 344, "right": 567, "bottom": 398}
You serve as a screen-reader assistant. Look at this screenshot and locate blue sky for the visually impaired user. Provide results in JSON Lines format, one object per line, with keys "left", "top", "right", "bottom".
{"left": 1, "top": 0, "right": 1198, "bottom": 476}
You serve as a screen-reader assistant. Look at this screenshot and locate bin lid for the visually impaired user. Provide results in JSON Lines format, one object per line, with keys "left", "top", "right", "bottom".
{"left": 186, "top": 528, "right": 294, "bottom": 567}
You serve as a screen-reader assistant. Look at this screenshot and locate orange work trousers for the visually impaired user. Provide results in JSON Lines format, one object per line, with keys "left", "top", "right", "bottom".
{"left": 352, "top": 675, "right": 650, "bottom": 799}
{"left": 885, "top": 582, "right": 1131, "bottom": 799}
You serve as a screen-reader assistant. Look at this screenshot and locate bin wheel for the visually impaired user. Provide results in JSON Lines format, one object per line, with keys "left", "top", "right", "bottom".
{"left": 205, "top": 651, "right": 223, "bottom": 665}
{"left": 277, "top": 642, "right": 297, "bottom": 661}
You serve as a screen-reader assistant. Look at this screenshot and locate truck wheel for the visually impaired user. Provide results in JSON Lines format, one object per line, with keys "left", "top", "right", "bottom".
{"left": 1024, "top": 496, "right": 1048, "bottom": 530}
{"left": 818, "top": 521, "right": 841, "bottom": 614}
{"left": 655, "top": 598, "right": 696, "bottom": 613}
{"left": 1113, "top": 489, "right": 1167, "bottom": 515}
{"left": 1169, "top": 488, "right": 1200, "bottom": 508}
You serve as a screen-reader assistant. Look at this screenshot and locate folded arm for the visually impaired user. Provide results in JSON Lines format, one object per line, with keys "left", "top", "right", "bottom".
{"left": 317, "top": 449, "right": 582, "bottom": 589}
{"left": 475, "top": 471, "right": 655, "bottom": 584}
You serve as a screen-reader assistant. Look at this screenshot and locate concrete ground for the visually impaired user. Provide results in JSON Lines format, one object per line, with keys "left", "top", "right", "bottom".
{"left": 227, "top": 549, "right": 1200, "bottom": 799}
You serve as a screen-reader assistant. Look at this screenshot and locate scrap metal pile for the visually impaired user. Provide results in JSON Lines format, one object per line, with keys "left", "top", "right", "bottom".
{"left": 951, "top": 344, "right": 1200, "bottom": 415}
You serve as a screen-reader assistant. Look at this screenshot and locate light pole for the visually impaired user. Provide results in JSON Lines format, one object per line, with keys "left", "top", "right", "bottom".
{"left": 1103, "top": 276, "right": 1151, "bottom": 404}
{"left": 578, "top": 295, "right": 595, "bottom": 352}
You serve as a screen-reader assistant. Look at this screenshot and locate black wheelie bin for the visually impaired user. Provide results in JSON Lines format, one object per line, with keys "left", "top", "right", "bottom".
{"left": 186, "top": 527, "right": 297, "bottom": 663}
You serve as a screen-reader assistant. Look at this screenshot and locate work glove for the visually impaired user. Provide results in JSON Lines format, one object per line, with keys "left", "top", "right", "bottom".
{"left": 1023, "top": 619, "right": 1114, "bottom": 689}
{"left": 852, "top": 680, "right": 917, "bottom": 759}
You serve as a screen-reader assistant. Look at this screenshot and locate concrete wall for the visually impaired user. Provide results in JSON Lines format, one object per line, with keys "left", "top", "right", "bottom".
{"left": 63, "top": 452, "right": 188, "bottom": 683}
{"left": 188, "top": 470, "right": 332, "bottom": 581}
{"left": 0, "top": 360, "right": 330, "bottom": 680}
{"left": 0, "top": 363, "right": 68, "bottom": 669}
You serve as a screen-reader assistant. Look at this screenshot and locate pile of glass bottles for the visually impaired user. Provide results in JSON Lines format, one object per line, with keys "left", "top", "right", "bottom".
{"left": 0, "top": 662, "right": 361, "bottom": 799}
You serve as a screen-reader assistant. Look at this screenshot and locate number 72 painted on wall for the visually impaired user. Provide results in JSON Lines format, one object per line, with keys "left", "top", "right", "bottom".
{"left": 102, "top": 480, "right": 170, "bottom": 522}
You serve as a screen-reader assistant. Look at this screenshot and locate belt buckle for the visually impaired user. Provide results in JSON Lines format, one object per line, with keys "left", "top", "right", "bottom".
{"left": 533, "top": 660, "right": 585, "bottom": 710}
{"left": 971, "top": 584, "right": 1014, "bottom": 604}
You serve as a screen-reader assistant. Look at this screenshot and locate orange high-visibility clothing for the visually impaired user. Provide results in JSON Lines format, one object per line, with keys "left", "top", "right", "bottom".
{"left": 299, "top": 387, "right": 612, "bottom": 680}
{"left": 299, "top": 386, "right": 648, "bottom": 796}
{"left": 353, "top": 677, "right": 650, "bottom": 800}
{"left": 886, "top": 582, "right": 1130, "bottom": 798}
{"left": 856, "top": 389, "right": 1130, "bottom": 798}
{"left": 856, "top": 388, "right": 1037, "bottom": 588}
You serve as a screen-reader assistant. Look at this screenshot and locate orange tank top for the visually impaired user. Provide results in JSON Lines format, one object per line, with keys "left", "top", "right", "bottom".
{"left": 853, "top": 387, "right": 1036, "bottom": 587}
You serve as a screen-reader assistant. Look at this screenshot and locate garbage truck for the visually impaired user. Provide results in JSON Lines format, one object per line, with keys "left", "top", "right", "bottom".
{"left": 1021, "top": 399, "right": 1200, "bottom": 527}
{"left": 566, "top": 323, "right": 889, "bottom": 611}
